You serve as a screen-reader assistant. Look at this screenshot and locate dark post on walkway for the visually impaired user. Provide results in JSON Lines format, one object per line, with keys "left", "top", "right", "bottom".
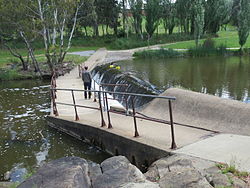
{"left": 71, "top": 90, "right": 79, "bottom": 121}
{"left": 131, "top": 97, "right": 139, "bottom": 137}
{"left": 105, "top": 92, "right": 113, "bottom": 129}
{"left": 169, "top": 100, "right": 177, "bottom": 149}
{"left": 98, "top": 91, "right": 106, "bottom": 127}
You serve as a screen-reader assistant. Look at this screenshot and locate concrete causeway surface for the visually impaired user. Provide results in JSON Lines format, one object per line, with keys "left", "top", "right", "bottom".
{"left": 51, "top": 48, "right": 250, "bottom": 172}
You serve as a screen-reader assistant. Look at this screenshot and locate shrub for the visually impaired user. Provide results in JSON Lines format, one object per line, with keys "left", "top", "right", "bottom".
{"left": 133, "top": 48, "right": 182, "bottom": 59}
{"left": 202, "top": 38, "right": 215, "bottom": 49}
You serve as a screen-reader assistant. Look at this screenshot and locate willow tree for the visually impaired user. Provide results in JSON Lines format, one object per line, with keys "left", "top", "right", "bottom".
{"left": 193, "top": 0, "right": 205, "bottom": 47}
{"left": 145, "top": 0, "right": 162, "bottom": 38}
{"left": 204, "top": 0, "right": 233, "bottom": 34}
{"left": 238, "top": 0, "right": 250, "bottom": 51}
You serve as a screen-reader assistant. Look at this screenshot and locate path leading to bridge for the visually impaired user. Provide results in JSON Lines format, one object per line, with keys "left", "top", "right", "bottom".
{"left": 50, "top": 48, "right": 250, "bottom": 172}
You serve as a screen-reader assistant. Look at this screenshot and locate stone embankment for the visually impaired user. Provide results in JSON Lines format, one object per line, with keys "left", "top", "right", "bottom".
{"left": 18, "top": 155, "right": 248, "bottom": 188}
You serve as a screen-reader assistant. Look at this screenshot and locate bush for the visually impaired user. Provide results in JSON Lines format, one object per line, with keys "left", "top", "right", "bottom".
{"left": 202, "top": 38, "right": 215, "bottom": 49}
{"left": 188, "top": 42, "right": 228, "bottom": 57}
{"left": 133, "top": 48, "right": 182, "bottom": 59}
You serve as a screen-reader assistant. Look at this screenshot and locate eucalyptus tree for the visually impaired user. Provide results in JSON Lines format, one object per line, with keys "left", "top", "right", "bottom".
{"left": 31, "top": 0, "right": 83, "bottom": 72}
{"left": 192, "top": 0, "right": 205, "bottom": 47}
{"left": 238, "top": 0, "right": 250, "bottom": 51}
{"left": 145, "top": 0, "right": 162, "bottom": 38}
{"left": 161, "top": 0, "right": 176, "bottom": 35}
{"left": 0, "top": 0, "right": 40, "bottom": 72}
{"left": 128, "top": 0, "right": 143, "bottom": 38}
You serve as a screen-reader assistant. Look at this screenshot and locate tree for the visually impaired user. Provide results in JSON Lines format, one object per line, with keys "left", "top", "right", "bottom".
{"left": 33, "top": 0, "right": 83, "bottom": 72}
{"left": 0, "top": 0, "right": 41, "bottom": 73}
{"left": 231, "top": 0, "right": 240, "bottom": 26}
{"left": 128, "top": 0, "right": 143, "bottom": 38}
{"left": 78, "top": 0, "right": 97, "bottom": 37}
{"left": 238, "top": 0, "right": 250, "bottom": 51}
{"left": 204, "top": 0, "right": 233, "bottom": 34}
{"left": 145, "top": 0, "right": 162, "bottom": 38}
{"left": 193, "top": 0, "right": 205, "bottom": 47}
{"left": 162, "top": 0, "right": 176, "bottom": 35}
{"left": 176, "top": 0, "right": 193, "bottom": 33}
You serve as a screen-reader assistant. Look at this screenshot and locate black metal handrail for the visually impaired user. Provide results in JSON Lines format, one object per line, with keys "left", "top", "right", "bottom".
{"left": 50, "top": 87, "right": 177, "bottom": 149}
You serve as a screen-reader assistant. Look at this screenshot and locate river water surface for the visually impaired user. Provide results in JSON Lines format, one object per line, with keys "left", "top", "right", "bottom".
{"left": 0, "top": 80, "right": 110, "bottom": 182}
{"left": 117, "top": 56, "right": 250, "bottom": 103}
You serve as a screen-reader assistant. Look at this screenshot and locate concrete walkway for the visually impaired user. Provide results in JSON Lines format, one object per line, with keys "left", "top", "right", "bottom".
{"left": 52, "top": 48, "right": 250, "bottom": 172}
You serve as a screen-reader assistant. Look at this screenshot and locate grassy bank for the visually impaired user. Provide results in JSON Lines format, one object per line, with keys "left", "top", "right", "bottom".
{"left": 165, "top": 30, "right": 250, "bottom": 49}
{"left": 134, "top": 44, "right": 233, "bottom": 59}
{"left": 0, "top": 55, "right": 87, "bottom": 81}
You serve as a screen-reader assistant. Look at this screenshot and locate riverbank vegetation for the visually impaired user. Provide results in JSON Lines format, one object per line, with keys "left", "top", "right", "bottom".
{"left": 134, "top": 38, "right": 233, "bottom": 58}
{"left": 1, "top": 0, "right": 250, "bottom": 80}
{"left": 0, "top": 55, "right": 87, "bottom": 81}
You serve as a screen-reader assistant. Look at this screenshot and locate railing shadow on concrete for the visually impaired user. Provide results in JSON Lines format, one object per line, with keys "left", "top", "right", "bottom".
{"left": 50, "top": 74, "right": 177, "bottom": 149}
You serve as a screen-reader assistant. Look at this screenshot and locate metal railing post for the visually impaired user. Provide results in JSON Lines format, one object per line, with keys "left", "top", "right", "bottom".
{"left": 71, "top": 90, "right": 79, "bottom": 121}
{"left": 93, "top": 80, "right": 97, "bottom": 102}
{"left": 101, "top": 86, "right": 106, "bottom": 111}
{"left": 125, "top": 86, "right": 129, "bottom": 115}
{"left": 105, "top": 92, "right": 112, "bottom": 128}
{"left": 51, "top": 89, "right": 59, "bottom": 116}
{"left": 169, "top": 100, "right": 177, "bottom": 149}
{"left": 98, "top": 91, "right": 106, "bottom": 127}
{"left": 131, "top": 97, "right": 139, "bottom": 137}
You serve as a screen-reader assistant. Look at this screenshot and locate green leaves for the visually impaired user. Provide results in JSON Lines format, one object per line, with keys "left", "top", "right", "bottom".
{"left": 238, "top": 0, "right": 250, "bottom": 49}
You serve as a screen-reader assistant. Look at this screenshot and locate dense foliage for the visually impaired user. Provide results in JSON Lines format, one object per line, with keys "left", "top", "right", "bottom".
{"left": 1, "top": 0, "right": 250, "bottom": 74}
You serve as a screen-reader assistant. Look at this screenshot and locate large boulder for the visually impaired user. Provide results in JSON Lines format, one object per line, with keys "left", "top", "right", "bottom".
{"left": 145, "top": 154, "right": 214, "bottom": 188}
{"left": 158, "top": 168, "right": 212, "bottom": 188}
{"left": 18, "top": 157, "right": 91, "bottom": 188}
{"left": 92, "top": 156, "right": 157, "bottom": 188}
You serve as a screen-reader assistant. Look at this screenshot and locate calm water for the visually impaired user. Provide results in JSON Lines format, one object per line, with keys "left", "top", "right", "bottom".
{"left": 117, "top": 56, "right": 250, "bottom": 103}
{"left": 0, "top": 80, "right": 110, "bottom": 182}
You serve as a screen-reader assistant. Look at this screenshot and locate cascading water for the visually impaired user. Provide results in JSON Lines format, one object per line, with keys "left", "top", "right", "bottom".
{"left": 92, "top": 64, "right": 161, "bottom": 108}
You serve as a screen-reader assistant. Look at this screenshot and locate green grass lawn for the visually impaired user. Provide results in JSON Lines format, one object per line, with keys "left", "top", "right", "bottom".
{"left": 165, "top": 29, "right": 250, "bottom": 49}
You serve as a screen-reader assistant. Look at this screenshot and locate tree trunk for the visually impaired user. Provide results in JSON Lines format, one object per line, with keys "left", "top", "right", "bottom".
{"left": 102, "top": 25, "right": 105, "bottom": 36}
{"left": 4, "top": 44, "right": 29, "bottom": 71}
{"left": 84, "top": 26, "right": 88, "bottom": 37}
{"left": 106, "top": 25, "right": 109, "bottom": 35}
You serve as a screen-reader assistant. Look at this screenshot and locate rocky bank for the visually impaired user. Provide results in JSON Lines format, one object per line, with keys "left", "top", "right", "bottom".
{"left": 17, "top": 154, "right": 249, "bottom": 188}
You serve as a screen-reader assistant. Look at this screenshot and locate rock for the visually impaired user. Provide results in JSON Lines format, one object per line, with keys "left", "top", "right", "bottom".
{"left": 204, "top": 166, "right": 221, "bottom": 183}
{"left": 87, "top": 161, "right": 102, "bottom": 182}
{"left": 227, "top": 173, "right": 247, "bottom": 188}
{"left": 92, "top": 156, "right": 149, "bottom": 188}
{"left": 100, "top": 155, "right": 130, "bottom": 172}
{"left": 18, "top": 157, "right": 91, "bottom": 188}
{"left": 210, "top": 173, "right": 231, "bottom": 187}
{"left": 0, "top": 182, "right": 17, "bottom": 188}
{"left": 3, "top": 171, "right": 10, "bottom": 181}
{"left": 158, "top": 168, "right": 213, "bottom": 188}
{"left": 145, "top": 154, "right": 215, "bottom": 181}
{"left": 121, "top": 182, "right": 160, "bottom": 188}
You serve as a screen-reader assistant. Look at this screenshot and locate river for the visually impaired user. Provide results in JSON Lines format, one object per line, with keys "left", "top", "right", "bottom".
{"left": 0, "top": 80, "right": 110, "bottom": 182}
{"left": 117, "top": 56, "right": 250, "bottom": 103}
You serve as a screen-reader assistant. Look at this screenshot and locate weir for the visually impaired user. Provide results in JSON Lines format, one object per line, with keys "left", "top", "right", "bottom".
{"left": 47, "top": 49, "right": 214, "bottom": 169}
{"left": 47, "top": 49, "right": 250, "bottom": 172}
